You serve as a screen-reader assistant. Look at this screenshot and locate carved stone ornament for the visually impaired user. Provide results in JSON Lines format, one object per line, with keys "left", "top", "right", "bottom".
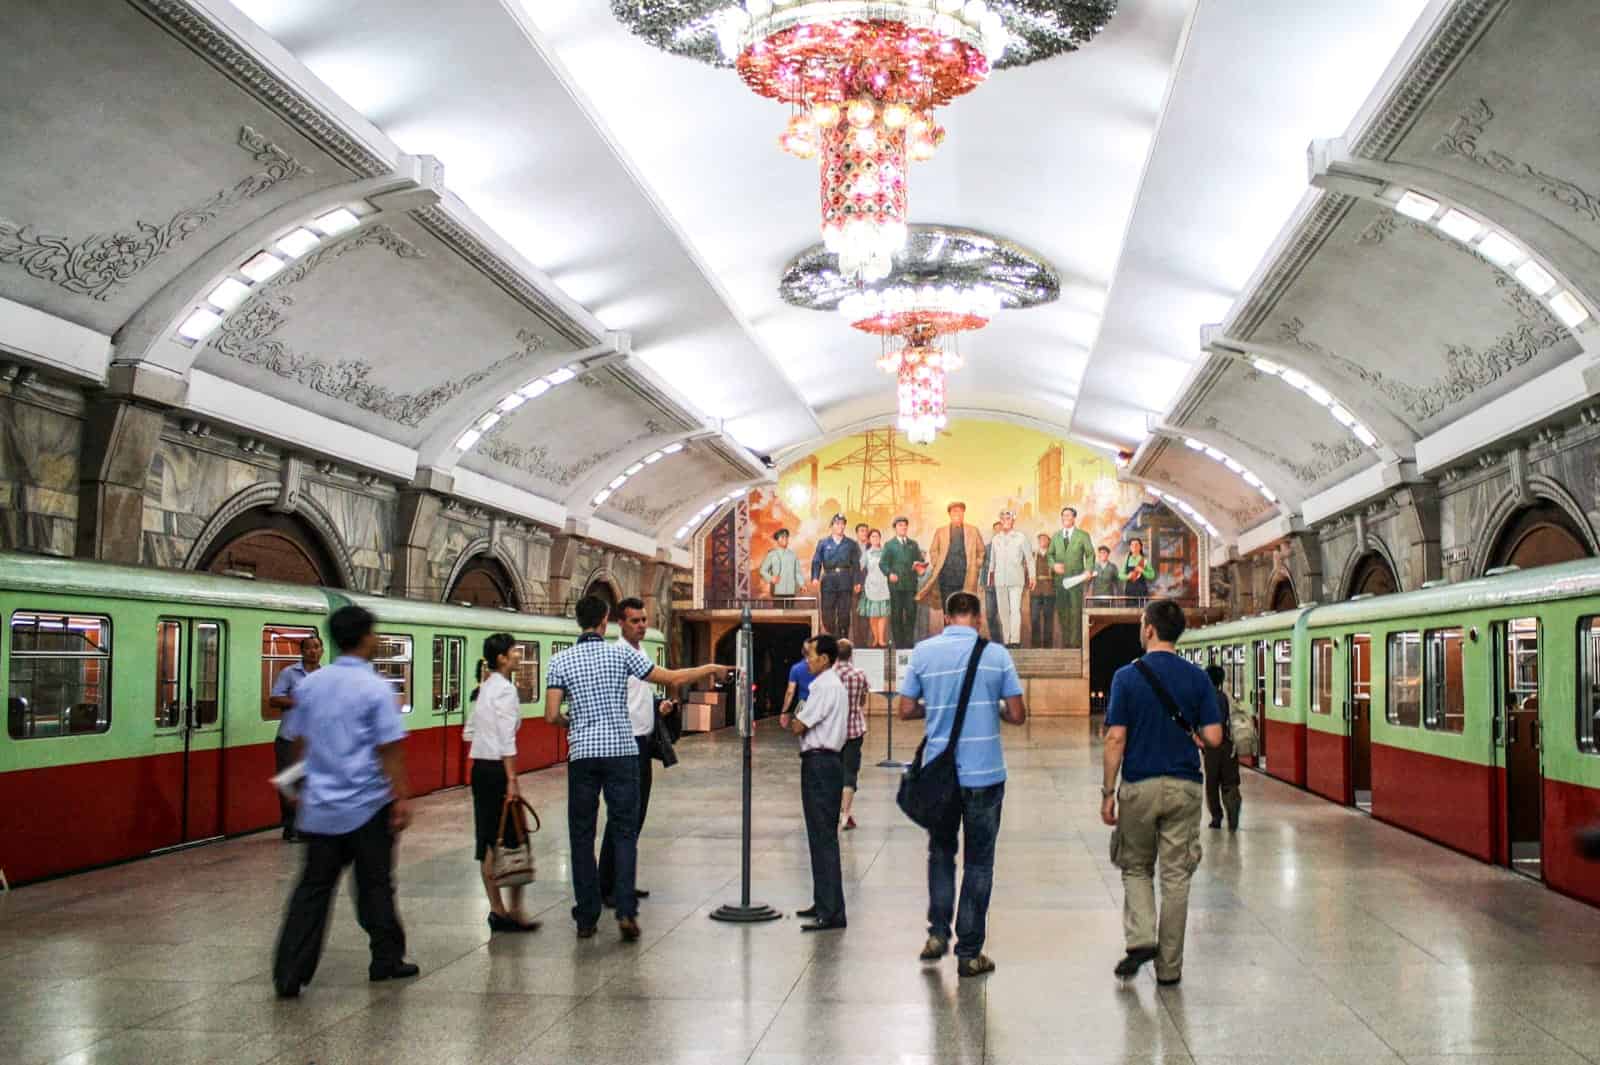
{"left": 476, "top": 413, "right": 669, "bottom": 487}
{"left": 209, "top": 225, "right": 549, "bottom": 427}
{"left": 1275, "top": 270, "right": 1567, "bottom": 425}
{"left": 1436, "top": 99, "right": 1600, "bottom": 227}
{"left": 0, "top": 126, "right": 308, "bottom": 300}
{"left": 1199, "top": 419, "right": 1363, "bottom": 487}
{"left": 612, "top": 494, "right": 679, "bottom": 528}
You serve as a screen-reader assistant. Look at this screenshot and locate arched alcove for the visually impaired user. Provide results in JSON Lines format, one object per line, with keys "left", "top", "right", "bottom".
{"left": 584, "top": 572, "right": 620, "bottom": 617}
{"left": 198, "top": 509, "right": 344, "bottom": 587}
{"left": 1486, "top": 499, "right": 1594, "bottom": 572}
{"left": 447, "top": 553, "right": 519, "bottom": 609}
{"left": 1269, "top": 577, "right": 1298, "bottom": 611}
{"left": 1345, "top": 551, "right": 1398, "bottom": 599}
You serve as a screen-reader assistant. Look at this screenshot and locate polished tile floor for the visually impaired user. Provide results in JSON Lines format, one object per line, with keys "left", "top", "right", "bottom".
{"left": 5, "top": 717, "right": 1600, "bottom": 1064}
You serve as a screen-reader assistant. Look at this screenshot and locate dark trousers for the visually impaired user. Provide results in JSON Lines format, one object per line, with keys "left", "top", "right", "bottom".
{"left": 273, "top": 736, "right": 297, "bottom": 834}
{"left": 1030, "top": 595, "right": 1055, "bottom": 648}
{"left": 1203, "top": 741, "right": 1241, "bottom": 826}
{"left": 889, "top": 589, "right": 918, "bottom": 648}
{"left": 928, "top": 782, "right": 1004, "bottom": 959}
{"left": 820, "top": 580, "right": 852, "bottom": 637}
{"left": 273, "top": 805, "right": 405, "bottom": 989}
{"left": 598, "top": 737, "right": 652, "bottom": 899}
{"left": 569, "top": 755, "right": 640, "bottom": 926}
{"left": 801, "top": 750, "right": 846, "bottom": 924}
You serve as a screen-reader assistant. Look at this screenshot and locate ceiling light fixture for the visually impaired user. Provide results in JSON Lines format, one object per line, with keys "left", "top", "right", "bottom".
{"left": 177, "top": 307, "right": 223, "bottom": 342}
{"left": 592, "top": 441, "right": 691, "bottom": 510}
{"left": 1178, "top": 435, "right": 1277, "bottom": 504}
{"left": 616, "top": 2, "right": 1115, "bottom": 283}
{"left": 240, "top": 251, "right": 286, "bottom": 283}
{"left": 274, "top": 228, "right": 321, "bottom": 258}
{"left": 1142, "top": 484, "right": 1221, "bottom": 539}
{"left": 207, "top": 278, "right": 251, "bottom": 312}
{"left": 311, "top": 208, "right": 361, "bottom": 236}
{"left": 454, "top": 365, "right": 584, "bottom": 455}
{"left": 1245, "top": 356, "right": 1379, "bottom": 450}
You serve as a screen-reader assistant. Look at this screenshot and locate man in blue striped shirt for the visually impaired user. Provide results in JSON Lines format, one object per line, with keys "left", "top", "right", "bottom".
{"left": 896, "top": 591, "right": 1027, "bottom": 977}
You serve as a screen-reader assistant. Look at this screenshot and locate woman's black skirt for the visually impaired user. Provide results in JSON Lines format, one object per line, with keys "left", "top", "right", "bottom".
{"left": 471, "top": 758, "right": 519, "bottom": 860}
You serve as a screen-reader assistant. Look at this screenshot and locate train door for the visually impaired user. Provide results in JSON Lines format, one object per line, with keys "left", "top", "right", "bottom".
{"left": 1493, "top": 618, "right": 1542, "bottom": 879}
{"left": 1348, "top": 633, "right": 1373, "bottom": 812}
{"left": 155, "top": 618, "right": 227, "bottom": 843}
{"left": 433, "top": 635, "right": 467, "bottom": 788}
{"left": 1253, "top": 640, "right": 1269, "bottom": 769}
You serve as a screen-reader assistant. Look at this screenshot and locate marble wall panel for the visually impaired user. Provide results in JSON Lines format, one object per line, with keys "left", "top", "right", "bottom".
{"left": 0, "top": 384, "right": 82, "bottom": 557}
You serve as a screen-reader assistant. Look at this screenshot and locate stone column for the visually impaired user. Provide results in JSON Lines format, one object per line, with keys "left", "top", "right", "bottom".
{"left": 1392, "top": 483, "right": 1443, "bottom": 590}
{"left": 547, "top": 531, "right": 582, "bottom": 609}
{"left": 391, "top": 484, "right": 446, "bottom": 601}
{"left": 75, "top": 399, "right": 164, "bottom": 564}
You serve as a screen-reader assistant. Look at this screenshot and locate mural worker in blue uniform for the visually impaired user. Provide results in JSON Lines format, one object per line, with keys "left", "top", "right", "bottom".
{"left": 268, "top": 633, "right": 323, "bottom": 842}
{"left": 811, "top": 513, "right": 862, "bottom": 638}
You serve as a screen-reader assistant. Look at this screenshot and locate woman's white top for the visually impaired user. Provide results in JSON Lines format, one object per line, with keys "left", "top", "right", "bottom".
{"left": 467, "top": 671, "right": 520, "bottom": 760}
{"left": 861, "top": 547, "right": 890, "bottom": 601}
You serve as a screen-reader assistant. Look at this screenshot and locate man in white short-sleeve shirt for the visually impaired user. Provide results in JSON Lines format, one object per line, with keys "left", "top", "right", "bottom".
{"left": 787, "top": 634, "right": 850, "bottom": 932}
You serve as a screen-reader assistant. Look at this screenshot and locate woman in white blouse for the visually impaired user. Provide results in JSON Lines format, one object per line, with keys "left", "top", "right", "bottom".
{"left": 468, "top": 633, "right": 539, "bottom": 932}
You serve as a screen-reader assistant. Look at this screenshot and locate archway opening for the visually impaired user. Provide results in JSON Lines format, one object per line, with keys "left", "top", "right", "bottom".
{"left": 1269, "top": 577, "right": 1298, "bottom": 611}
{"left": 199, "top": 509, "right": 342, "bottom": 587}
{"left": 1346, "top": 551, "right": 1397, "bottom": 599}
{"left": 1487, "top": 499, "right": 1593, "bottom": 572}
{"left": 448, "top": 554, "right": 519, "bottom": 610}
{"left": 585, "top": 575, "right": 620, "bottom": 617}
{"left": 1089, "top": 623, "right": 1142, "bottom": 714}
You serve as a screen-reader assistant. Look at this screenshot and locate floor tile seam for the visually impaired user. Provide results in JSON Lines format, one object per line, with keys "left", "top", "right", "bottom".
{"left": 1502, "top": 996, "right": 1600, "bottom": 1062}
{"left": 742, "top": 941, "right": 822, "bottom": 1065}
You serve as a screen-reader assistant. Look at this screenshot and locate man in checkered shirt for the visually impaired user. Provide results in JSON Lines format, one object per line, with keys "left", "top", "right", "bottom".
{"left": 835, "top": 639, "right": 871, "bottom": 832}
{"left": 546, "top": 595, "right": 731, "bottom": 942}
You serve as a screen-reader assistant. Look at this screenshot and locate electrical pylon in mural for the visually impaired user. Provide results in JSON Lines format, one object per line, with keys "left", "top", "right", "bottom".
{"left": 825, "top": 428, "right": 939, "bottom": 519}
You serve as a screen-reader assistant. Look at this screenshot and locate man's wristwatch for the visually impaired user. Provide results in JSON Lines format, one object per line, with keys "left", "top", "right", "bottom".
{"left": 1101, "top": 786, "right": 1116, "bottom": 799}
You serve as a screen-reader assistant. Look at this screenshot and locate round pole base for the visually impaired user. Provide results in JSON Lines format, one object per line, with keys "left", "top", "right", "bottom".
{"left": 709, "top": 903, "right": 783, "bottom": 924}
{"left": 876, "top": 758, "right": 909, "bottom": 769}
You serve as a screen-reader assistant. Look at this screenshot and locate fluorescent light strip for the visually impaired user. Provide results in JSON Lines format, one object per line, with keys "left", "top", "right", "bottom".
{"left": 1245, "top": 357, "right": 1378, "bottom": 450}
{"left": 455, "top": 365, "right": 584, "bottom": 454}
{"left": 675, "top": 489, "right": 747, "bottom": 540}
{"left": 1180, "top": 435, "right": 1277, "bottom": 503}
{"left": 1144, "top": 484, "right": 1221, "bottom": 539}
{"left": 593, "top": 442, "right": 689, "bottom": 510}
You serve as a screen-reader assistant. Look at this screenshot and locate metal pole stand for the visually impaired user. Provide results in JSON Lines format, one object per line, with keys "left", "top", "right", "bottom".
{"left": 877, "top": 637, "right": 909, "bottom": 769}
{"left": 710, "top": 606, "right": 781, "bottom": 924}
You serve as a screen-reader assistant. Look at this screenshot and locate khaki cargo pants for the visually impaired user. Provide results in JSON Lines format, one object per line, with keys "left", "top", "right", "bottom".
{"left": 1114, "top": 776, "right": 1204, "bottom": 981}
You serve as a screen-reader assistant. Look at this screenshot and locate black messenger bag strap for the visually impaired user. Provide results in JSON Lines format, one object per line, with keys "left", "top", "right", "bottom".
{"left": 946, "top": 637, "right": 989, "bottom": 752}
{"left": 1133, "top": 658, "right": 1195, "bottom": 738}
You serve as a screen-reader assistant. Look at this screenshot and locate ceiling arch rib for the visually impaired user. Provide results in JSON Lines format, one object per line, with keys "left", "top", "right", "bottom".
{"left": 113, "top": 156, "right": 446, "bottom": 395}
{"left": 566, "top": 429, "right": 714, "bottom": 517}
{"left": 1127, "top": 435, "right": 1282, "bottom": 542}
{"left": 664, "top": 481, "right": 765, "bottom": 544}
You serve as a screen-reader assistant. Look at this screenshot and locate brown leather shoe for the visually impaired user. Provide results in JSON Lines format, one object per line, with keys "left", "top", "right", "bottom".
{"left": 919, "top": 935, "right": 949, "bottom": 961}
{"left": 957, "top": 954, "right": 996, "bottom": 977}
{"left": 618, "top": 916, "right": 641, "bottom": 942}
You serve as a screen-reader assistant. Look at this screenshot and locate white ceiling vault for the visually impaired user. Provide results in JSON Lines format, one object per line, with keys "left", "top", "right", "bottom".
{"left": 3, "top": 0, "right": 1599, "bottom": 560}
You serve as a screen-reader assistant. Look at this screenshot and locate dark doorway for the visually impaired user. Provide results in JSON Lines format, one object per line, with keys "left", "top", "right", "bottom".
{"left": 1089, "top": 624, "right": 1141, "bottom": 712}
{"left": 739, "top": 623, "right": 812, "bottom": 720}
{"left": 585, "top": 576, "right": 619, "bottom": 616}
{"left": 200, "top": 509, "right": 341, "bottom": 587}
{"left": 448, "top": 554, "right": 518, "bottom": 609}
{"left": 1488, "top": 500, "right": 1592, "bottom": 572}
{"left": 1349, "top": 633, "right": 1373, "bottom": 811}
{"left": 1270, "top": 578, "right": 1297, "bottom": 611}
{"left": 1347, "top": 551, "right": 1397, "bottom": 598}
{"left": 1494, "top": 617, "right": 1543, "bottom": 879}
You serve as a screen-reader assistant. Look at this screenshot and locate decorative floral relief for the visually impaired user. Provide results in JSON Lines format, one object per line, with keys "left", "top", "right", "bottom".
{"left": 0, "top": 126, "right": 308, "bottom": 300}
{"left": 612, "top": 494, "right": 678, "bottom": 527}
{"left": 210, "top": 225, "right": 549, "bottom": 427}
{"left": 1436, "top": 99, "right": 1600, "bottom": 226}
{"left": 476, "top": 419, "right": 669, "bottom": 488}
{"left": 1275, "top": 273, "right": 1567, "bottom": 425}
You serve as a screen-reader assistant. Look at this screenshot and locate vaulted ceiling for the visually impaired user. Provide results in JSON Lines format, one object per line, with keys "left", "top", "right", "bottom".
{"left": 3, "top": 0, "right": 1597, "bottom": 560}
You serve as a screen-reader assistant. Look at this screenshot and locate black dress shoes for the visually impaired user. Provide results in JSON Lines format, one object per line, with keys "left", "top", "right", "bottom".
{"left": 369, "top": 961, "right": 420, "bottom": 982}
{"left": 795, "top": 906, "right": 819, "bottom": 918}
{"left": 800, "top": 919, "right": 847, "bottom": 932}
{"left": 1113, "top": 946, "right": 1159, "bottom": 978}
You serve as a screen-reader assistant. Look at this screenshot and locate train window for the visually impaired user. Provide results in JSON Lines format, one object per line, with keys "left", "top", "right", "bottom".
{"left": 1230, "top": 644, "right": 1246, "bottom": 705}
{"left": 8, "top": 611, "right": 112, "bottom": 739}
{"left": 1423, "top": 628, "right": 1465, "bottom": 733}
{"left": 373, "top": 635, "right": 413, "bottom": 712}
{"left": 261, "top": 625, "right": 320, "bottom": 721}
{"left": 156, "top": 620, "right": 182, "bottom": 729}
{"left": 1273, "top": 640, "right": 1292, "bottom": 707}
{"left": 431, "top": 636, "right": 465, "bottom": 714}
{"left": 1386, "top": 632, "right": 1422, "bottom": 727}
{"left": 1578, "top": 619, "right": 1600, "bottom": 753}
{"left": 513, "top": 640, "right": 540, "bottom": 704}
{"left": 1311, "top": 638, "right": 1334, "bottom": 714}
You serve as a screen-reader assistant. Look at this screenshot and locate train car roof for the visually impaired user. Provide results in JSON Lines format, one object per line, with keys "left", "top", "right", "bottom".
{"left": 1178, "top": 605, "right": 1315, "bottom": 644}
{"left": 1307, "top": 557, "right": 1600, "bottom": 628}
{"left": 0, "top": 552, "right": 327, "bottom": 613}
{"left": 331, "top": 592, "right": 664, "bottom": 643}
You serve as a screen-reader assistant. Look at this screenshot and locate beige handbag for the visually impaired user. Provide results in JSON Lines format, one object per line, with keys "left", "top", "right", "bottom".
{"left": 491, "top": 796, "right": 540, "bottom": 888}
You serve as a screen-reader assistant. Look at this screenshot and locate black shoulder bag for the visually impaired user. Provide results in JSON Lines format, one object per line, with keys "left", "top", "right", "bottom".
{"left": 1133, "top": 659, "right": 1196, "bottom": 738}
{"left": 897, "top": 638, "right": 988, "bottom": 831}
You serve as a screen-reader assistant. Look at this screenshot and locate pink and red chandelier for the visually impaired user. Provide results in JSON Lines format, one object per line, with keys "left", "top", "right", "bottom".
{"left": 715, "top": 1, "right": 1008, "bottom": 281}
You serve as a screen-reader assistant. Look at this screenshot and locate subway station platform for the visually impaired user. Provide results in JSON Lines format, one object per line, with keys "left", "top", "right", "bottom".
{"left": 4, "top": 718, "right": 1600, "bottom": 1065}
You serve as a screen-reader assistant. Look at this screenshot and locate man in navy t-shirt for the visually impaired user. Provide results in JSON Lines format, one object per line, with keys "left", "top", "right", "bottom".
{"left": 778, "top": 639, "right": 815, "bottom": 729}
{"left": 1101, "top": 599, "right": 1222, "bottom": 988}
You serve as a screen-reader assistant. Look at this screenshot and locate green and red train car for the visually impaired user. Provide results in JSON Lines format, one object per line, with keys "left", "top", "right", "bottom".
{"left": 0, "top": 552, "right": 663, "bottom": 884}
{"left": 1181, "top": 559, "right": 1600, "bottom": 907}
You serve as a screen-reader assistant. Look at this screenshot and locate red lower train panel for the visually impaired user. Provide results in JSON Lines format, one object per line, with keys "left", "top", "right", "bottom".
{"left": 1370, "top": 742, "right": 1496, "bottom": 862}
{"left": 1542, "top": 777, "right": 1600, "bottom": 908}
{"left": 1305, "top": 727, "right": 1350, "bottom": 804}
{"left": 1264, "top": 719, "right": 1306, "bottom": 787}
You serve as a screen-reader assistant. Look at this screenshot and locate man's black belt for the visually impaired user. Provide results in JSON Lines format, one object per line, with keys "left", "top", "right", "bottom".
{"left": 822, "top": 565, "right": 852, "bottom": 573}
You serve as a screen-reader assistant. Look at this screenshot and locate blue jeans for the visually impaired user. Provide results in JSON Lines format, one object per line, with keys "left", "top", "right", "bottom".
{"left": 927, "top": 782, "right": 1005, "bottom": 959}
{"left": 568, "top": 755, "right": 640, "bottom": 927}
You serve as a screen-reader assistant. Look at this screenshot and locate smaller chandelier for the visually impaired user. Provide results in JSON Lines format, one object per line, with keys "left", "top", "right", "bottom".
{"left": 891, "top": 345, "right": 949, "bottom": 445}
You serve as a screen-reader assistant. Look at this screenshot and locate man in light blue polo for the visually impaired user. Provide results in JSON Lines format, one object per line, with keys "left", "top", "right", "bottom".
{"left": 273, "top": 605, "right": 417, "bottom": 998}
{"left": 896, "top": 591, "right": 1027, "bottom": 978}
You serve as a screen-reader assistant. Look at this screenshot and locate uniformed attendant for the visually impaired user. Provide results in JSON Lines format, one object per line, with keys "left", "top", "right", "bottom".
{"left": 268, "top": 634, "right": 323, "bottom": 841}
{"left": 759, "top": 528, "right": 803, "bottom": 601}
{"left": 810, "top": 514, "right": 862, "bottom": 638}
{"left": 878, "top": 516, "right": 926, "bottom": 648}
{"left": 273, "top": 606, "right": 417, "bottom": 998}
